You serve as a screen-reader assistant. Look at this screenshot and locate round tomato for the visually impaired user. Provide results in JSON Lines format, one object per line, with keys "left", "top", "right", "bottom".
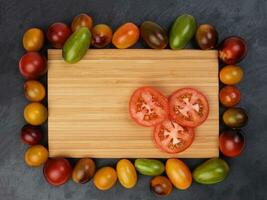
{"left": 24, "top": 102, "right": 48, "bottom": 126}
{"left": 24, "top": 145, "right": 48, "bottom": 167}
{"left": 43, "top": 158, "right": 72, "bottom": 186}
{"left": 219, "top": 130, "right": 245, "bottom": 157}
{"left": 169, "top": 88, "right": 209, "bottom": 128}
{"left": 154, "top": 119, "right": 195, "bottom": 153}
{"left": 129, "top": 87, "right": 169, "bottom": 127}
{"left": 23, "top": 28, "right": 44, "bottom": 51}
{"left": 150, "top": 176, "right": 173, "bottom": 196}
{"left": 219, "top": 85, "right": 240, "bottom": 107}
{"left": 219, "top": 65, "right": 243, "bottom": 85}
{"left": 71, "top": 13, "right": 93, "bottom": 32}
{"left": 24, "top": 80, "right": 46, "bottom": 102}
{"left": 47, "top": 22, "right": 71, "bottom": 48}
{"left": 21, "top": 124, "right": 42, "bottom": 145}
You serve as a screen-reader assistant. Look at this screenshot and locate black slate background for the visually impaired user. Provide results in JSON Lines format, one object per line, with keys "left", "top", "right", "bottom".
{"left": 0, "top": 0, "right": 267, "bottom": 199}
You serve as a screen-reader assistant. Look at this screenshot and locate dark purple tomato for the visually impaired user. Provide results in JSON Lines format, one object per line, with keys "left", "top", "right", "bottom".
{"left": 195, "top": 24, "right": 218, "bottom": 50}
{"left": 219, "top": 85, "right": 241, "bottom": 107}
{"left": 19, "top": 52, "right": 47, "bottom": 79}
{"left": 21, "top": 124, "right": 42, "bottom": 145}
{"left": 223, "top": 107, "right": 248, "bottom": 128}
{"left": 219, "top": 36, "right": 247, "bottom": 64}
{"left": 43, "top": 158, "right": 72, "bottom": 186}
{"left": 219, "top": 130, "right": 245, "bottom": 157}
{"left": 47, "top": 22, "right": 71, "bottom": 48}
{"left": 91, "top": 24, "right": 113, "bottom": 48}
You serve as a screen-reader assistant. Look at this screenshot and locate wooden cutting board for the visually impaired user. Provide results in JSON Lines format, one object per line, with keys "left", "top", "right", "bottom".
{"left": 48, "top": 49, "right": 219, "bottom": 158}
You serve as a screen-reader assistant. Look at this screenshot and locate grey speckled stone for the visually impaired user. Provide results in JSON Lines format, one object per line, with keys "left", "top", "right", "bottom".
{"left": 0, "top": 0, "right": 267, "bottom": 199}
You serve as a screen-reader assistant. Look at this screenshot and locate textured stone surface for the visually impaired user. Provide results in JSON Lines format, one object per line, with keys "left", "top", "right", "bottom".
{"left": 0, "top": 0, "right": 266, "bottom": 199}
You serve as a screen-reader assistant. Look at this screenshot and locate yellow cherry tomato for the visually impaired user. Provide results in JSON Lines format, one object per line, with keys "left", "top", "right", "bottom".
{"left": 24, "top": 102, "right": 48, "bottom": 126}
{"left": 93, "top": 167, "right": 117, "bottom": 190}
{"left": 24, "top": 80, "right": 46, "bottom": 102}
{"left": 116, "top": 159, "right": 137, "bottom": 189}
{"left": 166, "top": 158, "right": 192, "bottom": 190}
{"left": 24, "top": 145, "right": 48, "bottom": 167}
{"left": 219, "top": 65, "right": 244, "bottom": 85}
{"left": 23, "top": 28, "right": 44, "bottom": 51}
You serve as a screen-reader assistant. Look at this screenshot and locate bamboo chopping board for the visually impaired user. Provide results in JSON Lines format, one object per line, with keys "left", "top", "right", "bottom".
{"left": 48, "top": 49, "right": 219, "bottom": 158}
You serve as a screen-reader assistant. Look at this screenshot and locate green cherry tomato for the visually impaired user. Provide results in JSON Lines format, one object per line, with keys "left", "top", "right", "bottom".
{"left": 193, "top": 158, "right": 229, "bottom": 184}
{"left": 223, "top": 107, "right": 248, "bottom": 128}
{"left": 134, "top": 159, "right": 164, "bottom": 176}
{"left": 169, "top": 14, "right": 197, "bottom": 49}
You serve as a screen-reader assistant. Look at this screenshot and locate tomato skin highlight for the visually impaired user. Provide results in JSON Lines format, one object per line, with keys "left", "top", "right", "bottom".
{"left": 219, "top": 130, "right": 245, "bottom": 157}
{"left": 154, "top": 119, "right": 195, "bottom": 154}
{"left": 169, "top": 88, "right": 209, "bottom": 128}
{"left": 129, "top": 86, "right": 169, "bottom": 127}
{"left": 219, "top": 85, "right": 240, "bottom": 107}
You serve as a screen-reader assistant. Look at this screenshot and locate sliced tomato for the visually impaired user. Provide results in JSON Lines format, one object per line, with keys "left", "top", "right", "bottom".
{"left": 129, "top": 86, "right": 169, "bottom": 127}
{"left": 154, "top": 119, "right": 195, "bottom": 153}
{"left": 169, "top": 88, "right": 209, "bottom": 128}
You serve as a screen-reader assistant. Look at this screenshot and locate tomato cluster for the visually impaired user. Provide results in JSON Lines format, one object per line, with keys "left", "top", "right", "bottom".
{"left": 18, "top": 12, "right": 248, "bottom": 196}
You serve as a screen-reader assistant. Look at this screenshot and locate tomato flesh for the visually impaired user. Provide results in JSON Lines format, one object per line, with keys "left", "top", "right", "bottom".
{"left": 129, "top": 87, "right": 169, "bottom": 127}
{"left": 154, "top": 119, "right": 195, "bottom": 153}
{"left": 169, "top": 88, "right": 209, "bottom": 127}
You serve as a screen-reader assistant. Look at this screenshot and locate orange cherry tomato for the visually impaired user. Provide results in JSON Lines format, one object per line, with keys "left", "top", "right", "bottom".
{"left": 24, "top": 80, "right": 46, "bottom": 102}
{"left": 112, "top": 22, "right": 140, "bottom": 49}
{"left": 93, "top": 167, "right": 117, "bottom": 190}
{"left": 219, "top": 65, "right": 243, "bottom": 85}
{"left": 23, "top": 28, "right": 44, "bottom": 51}
{"left": 24, "top": 102, "right": 48, "bottom": 125}
{"left": 24, "top": 145, "right": 48, "bottom": 167}
{"left": 116, "top": 159, "right": 137, "bottom": 189}
{"left": 71, "top": 13, "right": 93, "bottom": 32}
{"left": 166, "top": 158, "right": 192, "bottom": 190}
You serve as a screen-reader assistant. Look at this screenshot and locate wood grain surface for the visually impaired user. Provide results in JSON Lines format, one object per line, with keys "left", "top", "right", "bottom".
{"left": 48, "top": 49, "right": 219, "bottom": 158}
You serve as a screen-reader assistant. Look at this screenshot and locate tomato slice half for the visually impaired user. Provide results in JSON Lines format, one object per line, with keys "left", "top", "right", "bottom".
{"left": 129, "top": 87, "right": 169, "bottom": 127}
{"left": 154, "top": 119, "right": 195, "bottom": 153}
{"left": 169, "top": 88, "right": 209, "bottom": 128}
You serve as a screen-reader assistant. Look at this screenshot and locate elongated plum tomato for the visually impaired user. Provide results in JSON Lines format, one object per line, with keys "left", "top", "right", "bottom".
{"left": 72, "top": 158, "right": 96, "bottom": 184}
{"left": 219, "top": 36, "right": 247, "bottom": 64}
{"left": 129, "top": 87, "right": 169, "bottom": 127}
{"left": 19, "top": 52, "right": 47, "bottom": 80}
{"left": 219, "top": 130, "right": 245, "bottom": 157}
{"left": 24, "top": 80, "right": 46, "bottom": 102}
{"left": 116, "top": 159, "right": 137, "bottom": 189}
{"left": 223, "top": 107, "right": 248, "bottom": 128}
{"left": 220, "top": 65, "right": 243, "bottom": 85}
{"left": 93, "top": 167, "right": 117, "bottom": 191}
{"left": 23, "top": 28, "right": 44, "bottom": 51}
{"left": 112, "top": 22, "right": 140, "bottom": 49}
{"left": 219, "top": 85, "right": 240, "bottom": 107}
{"left": 195, "top": 24, "right": 218, "bottom": 50}
{"left": 21, "top": 124, "right": 42, "bottom": 145}
{"left": 43, "top": 158, "right": 72, "bottom": 186}
{"left": 169, "top": 88, "right": 209, "bottom": 128}
{"left": 47, "top": 22, "right": 71, "bottom": 48}
{"left": 150, "top": 176, "right": 173, "bottom": 196}
{"left": 154, "top": 119, "right": 195, "bottom": 153}
{"left": 71, "top": 13, "right": 93, "bottom": 32}
{"left": 166, "top": 158, "right": 192, "bottom": 190}
{"left": 92, "top": 24, "right": 113, "bottom": 48}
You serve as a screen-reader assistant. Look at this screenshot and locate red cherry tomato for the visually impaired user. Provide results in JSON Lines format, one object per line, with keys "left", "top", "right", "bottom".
{"left": 154, "top": 119, "right": 195, "bottom": 153}
{"left": 219, "top": 36, "right": 247, "bottom": 64}
{"left": 19, "top": 52, "right": 47, "bottom": 79}
{"left": 129, "top": 87, "right": 169, "bottom": 127}
{"left": 43, "top": 158, "right": 72, "bottom": 186}
{"left": 169, "top": 88, "right": 209, "bottom": 128}
{"left": 219, "top": 130, "right": 245, "bottom": 157}
{"left": 47, "top": 22, "right": 71, "bottom": 48}
{"left": 219, "top": 85, "right": 240, "bottom": 107}
{"left": 21, "top": 124, "right": 42, "bottom": 145}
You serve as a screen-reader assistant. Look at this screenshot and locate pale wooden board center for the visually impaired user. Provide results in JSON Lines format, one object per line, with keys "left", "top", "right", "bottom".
{"left": 48, "top": 49, "right": 219, "bottom": 158}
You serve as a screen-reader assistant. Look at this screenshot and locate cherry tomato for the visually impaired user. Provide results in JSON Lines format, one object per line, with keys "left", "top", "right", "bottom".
{"left": 219, "top": 36, "right": 247, "bottom": 64}
{"left": 43, "top": 158, "right": 72, "bottom": 186}
{"left": 112, "top": 22, "right": 140, "bottom": 49}
{"left": 129, "top": 86, "right": 169, "bottom": 127}
{"left": 47, "top": 22, "right": 71, "bottom": 48}
{"left": 24, "top": 102, "right": 48, "bottom": 126}
{"left": 223, "top": 107, "right": 248, "bottom": 128}
{"left": 91, "top": 24, "right": 113, "bottom": 48}
{"left": 24, "top": 80, "right": 46, "bottom": 102}
{"left": 21, "top": 124, "right": 42, "bottom": 145}
{"left": 195, "top": 24, "right": 218, "bottom": 50}
{"left": 166, "top": 158, "right": 192, "bottom": 190}
{"left": 169, "top": 88, "right": 209, "bottom": 128}
{"left": 24, "top": 145, "right": 48, "bottom": 167}
{"left": 219, "top": 85, "right": 240, "bottom": 107}
{"left": 23, "top": 28, "right": 44, "bottom": 51}
{"left": 93, "top": 167, "right": 117, "bottom": 191}
{"left": 150, "top": 176, "right": 173, "bottom": 196}
{"left": 219, "top": 65, "right": 244, "bottom": 85}
{"left": 72, "top": 158, "right": 96, "bottom": 184}
{"left": 71, "top": 13, "right": 93, "bottom": 32}
{"left": 116, "top": 159, "right": 137, "bottom": 189}
{"left": 154, "top": 119, "right": 195, "bottom": 153}
{"left": 19, "top": 52, "right": 47, "bottom": 80}
{"left": 219, "top": 130, "right": 245, "bottom": 157}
